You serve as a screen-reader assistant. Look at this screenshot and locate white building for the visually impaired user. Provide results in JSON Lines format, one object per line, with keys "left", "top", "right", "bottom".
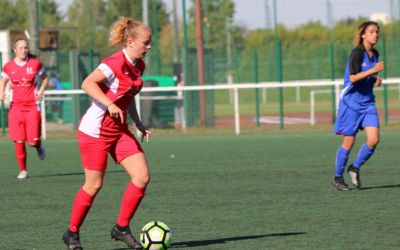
{"left": 370, "top": 12, "right": 391, "bottom": 25}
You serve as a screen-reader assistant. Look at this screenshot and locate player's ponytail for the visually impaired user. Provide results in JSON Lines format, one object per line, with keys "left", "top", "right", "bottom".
{"left": 353, "top": 21, "right": 379, "bottom": 48}
{"left": 27, "top": 52, "right": 37, "bottom": 59}
{"left": 108, "top": 16, "right": 151, "bottom": 48}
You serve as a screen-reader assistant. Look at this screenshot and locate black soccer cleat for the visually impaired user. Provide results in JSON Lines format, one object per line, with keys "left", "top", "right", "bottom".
{"left": 347, "top": 165, "right": 361, "bottom": 188}
{"left": 111, "top": 225, "right": 143, "bottom": 249}
{"left": 332, "top": 176, "right": 350, "bottom": 191}
{"left": 62, "top": 230, "right": 83, "bottom": 250}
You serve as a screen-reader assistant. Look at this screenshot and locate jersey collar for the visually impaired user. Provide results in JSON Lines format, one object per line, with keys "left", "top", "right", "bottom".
{"left": 122, "top": 49, "right": 137, "bottom": 67}
{"left": 14, "top": 57, "right": 28, "bottom": 67}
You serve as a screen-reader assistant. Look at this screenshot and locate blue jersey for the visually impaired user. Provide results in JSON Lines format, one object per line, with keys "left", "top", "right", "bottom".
{"left": 339, "top": 44, "right": 379, "bottom": 112}
{"left": 49, "top": 76, "right": 64, "bottom": 90}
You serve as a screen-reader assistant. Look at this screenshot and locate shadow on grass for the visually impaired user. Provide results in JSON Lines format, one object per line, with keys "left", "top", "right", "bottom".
{"left": 30, "top": 170, "right": 125, "bottom": 178}
{"left": 167, "top": 232, "right": 306, "bottom": 248}
{"left": 111, "top": 232, "right": 306, "bottom": 250}
{"left": 358, "top": 184, "right": 400, "bottom": 190}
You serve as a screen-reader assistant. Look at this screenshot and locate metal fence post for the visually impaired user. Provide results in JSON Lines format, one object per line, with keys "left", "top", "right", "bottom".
{"left": 253, "top": 50, "right": 260, "bottom": 127}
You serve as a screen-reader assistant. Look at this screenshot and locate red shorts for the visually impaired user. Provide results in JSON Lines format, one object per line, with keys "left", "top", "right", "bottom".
{"left": 8, "top": 104, "right": 41, "bottom": 144}
{"left": 78, "top": 130, "right": 144, "bottom": 171}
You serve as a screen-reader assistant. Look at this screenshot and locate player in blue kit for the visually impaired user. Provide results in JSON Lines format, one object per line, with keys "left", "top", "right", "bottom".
{"left": 332, "top": 21, "right": 384, "bottom": 191}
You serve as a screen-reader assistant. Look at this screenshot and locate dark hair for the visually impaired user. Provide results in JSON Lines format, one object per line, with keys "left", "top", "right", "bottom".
{"left": 13, "top": 38, "right": 27, "bottom": 48}
{"left": 354, "top": 21, "right": 380, "bottom": 47}
{"left": 13, "top": 38, "right": 37, "bottom": 58}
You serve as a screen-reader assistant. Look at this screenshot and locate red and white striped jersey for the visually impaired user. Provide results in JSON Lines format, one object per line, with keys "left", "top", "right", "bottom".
{"left": 1, "top": 57, "right": 45, "bottom": 107}
{"left": 78, "top": 49, "right": 145, "bottom": 138}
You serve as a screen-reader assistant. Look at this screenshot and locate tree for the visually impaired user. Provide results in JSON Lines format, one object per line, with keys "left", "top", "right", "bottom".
{"left": 0, "top": 0, "right": 61, "bottom": 30}
{"left": 60, "top": 0, "right": 107, "bottom": 53}
{"left": 104, "top": 0, "right": 143, "bottom": 26}
{"left": 187, "top": 0, "right": 238, "bottom": 55}
{"left": 104, "top": 0, "right": 169, "bottom": 30}
{"left": 0, "top": 0, "right": 25, "bottom": 29}
{"left": 40, "top": 0, "right": 62, "bottom": 27}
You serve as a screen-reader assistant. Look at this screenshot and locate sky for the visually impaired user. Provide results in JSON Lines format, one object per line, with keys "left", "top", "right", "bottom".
{"left": 56, "top": 0, "right": 394, "bottom": 29}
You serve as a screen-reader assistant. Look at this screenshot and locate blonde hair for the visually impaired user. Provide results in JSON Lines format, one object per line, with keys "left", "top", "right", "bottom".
{"left": 109, "top": 16, "right": 151, "bottom": 47}
{"left": 353, "top": 21, "right": 379, "bottom": 48}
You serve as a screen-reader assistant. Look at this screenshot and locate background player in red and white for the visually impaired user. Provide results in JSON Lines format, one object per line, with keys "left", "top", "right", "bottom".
{"left": 0, "top": 39, "right": 48, "bottom": 179}
{"left": 62, "top": 17, "right": 152, "bottom": 250}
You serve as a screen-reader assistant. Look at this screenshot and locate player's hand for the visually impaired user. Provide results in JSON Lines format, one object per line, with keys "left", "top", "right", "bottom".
{"left": 35, "top": 91, "right": 44, "bottom": 101}
{"left": 0, "top": 92, "right": 4, "bottom": 101}
{"left": 372, "top": 61, "right": 384, "bottom": 74}
{"left": 107, "top": 103, "right": 124, "bottom": 123}
{"left": 136, "top": 123, "right": 151, "bottom": 142}
{"left": 375, "top": 76, "right": 383, "bottom": 87}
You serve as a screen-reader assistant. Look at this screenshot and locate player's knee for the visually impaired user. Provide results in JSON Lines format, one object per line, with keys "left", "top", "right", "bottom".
{"left": 342, "top": 141, "right": 354, "bottom": 150}
{"left": 83, "top": 181, "right": 103, "bottom": 195}
{"left": 133, "top": 172, "right": 150, "bottom": 188}
{"left": 139, "top": 172, "right": 150, "bottom": 186}
{"left": 143, "top": 174, "right": 150, "bottom": 186}
{"left": 368, "top": 137, "right": 379, "bottom": 148}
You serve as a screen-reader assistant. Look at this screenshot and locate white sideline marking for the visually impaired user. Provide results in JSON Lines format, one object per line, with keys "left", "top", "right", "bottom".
{"left": 256, "top": 116, "right": 311, "bottom": 125}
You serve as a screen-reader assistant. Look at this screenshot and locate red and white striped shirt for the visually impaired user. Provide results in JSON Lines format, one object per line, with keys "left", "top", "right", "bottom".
{"left": 78, "top": 50, "right": 145, "bottom": 138}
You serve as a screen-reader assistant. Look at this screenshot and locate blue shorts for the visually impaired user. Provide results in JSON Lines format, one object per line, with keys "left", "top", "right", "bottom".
{"left": 334, "top": 103, "right": 379, "bottom": 136}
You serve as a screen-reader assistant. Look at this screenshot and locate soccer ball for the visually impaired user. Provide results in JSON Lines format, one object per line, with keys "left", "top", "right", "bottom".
{"left": 140, "top": 221, "right": 172, "bottom": 250}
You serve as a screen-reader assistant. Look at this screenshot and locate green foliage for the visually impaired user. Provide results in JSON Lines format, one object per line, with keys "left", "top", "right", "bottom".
{"left": 0, "top": 0, "right": 61, "bottom": 30}
{"left": 187, "top": 0, "right": 241, "bottom": 53}
{"left": 104, "top": 0, "right": 144, "bottom": 26}
{"left": 40, "top": 0, "right": 62, "bottom": 26}
{"left": 3, "top": 1, "right": 400, "bottom": 83}
{"left": 57, "top": 0, "right": 169, "bottom": 59}
{"left": 0, "top": 0, "right": 26, "bottom": 29}
{"left": 61, "top": 0, "right": 107, "bottom": 52}
{"left": 222, "top": 15, "right": 400, "bottom": 83}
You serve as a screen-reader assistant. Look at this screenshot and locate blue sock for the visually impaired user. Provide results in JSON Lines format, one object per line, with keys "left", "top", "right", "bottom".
{"left": 335, "top": 146, "right": 350, "bottom": 177}
{"left": 352, "top": 143, "right": 375, "bottom": 169}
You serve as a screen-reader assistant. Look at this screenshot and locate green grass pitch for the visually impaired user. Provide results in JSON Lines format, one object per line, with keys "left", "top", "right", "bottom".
{"left": 0, "top": 131, "right": 399, "bottom": 249}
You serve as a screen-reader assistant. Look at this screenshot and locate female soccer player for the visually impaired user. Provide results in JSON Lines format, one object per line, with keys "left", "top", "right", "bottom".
{"left": 62, "top": 17, "right": 152, "bottom": 250}
{"left": 0, "top": 39, "right": 48, "bottom": 179}
{"left": 332, "top": 21, "right": 384, "bottom": 191}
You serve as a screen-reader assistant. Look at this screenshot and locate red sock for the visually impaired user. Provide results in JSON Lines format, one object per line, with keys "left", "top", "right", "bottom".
{"left": 69, "top": 188, "right": 95, "bottom": 233}
{"left": 15, "top": 142, "right": 27, "bottom": 171}
{"left": 116, "top": 182, "right": 145, "bottom": 227}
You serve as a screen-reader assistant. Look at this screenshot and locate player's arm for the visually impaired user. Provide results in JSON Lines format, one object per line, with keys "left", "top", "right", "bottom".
{"left": 82, "top": 69, "right": 124, "bottom": 123}
{"left": 349, "top": 49, "right": 384, "bottom": 84}
{"left": 0, "top": 75, "right": 9, "bottom": 100}
{"left": 36, "top": 71, "right": 49, "bottom": 101}
{"left": 127, "top": 98, "right": 151, "bottom": 142}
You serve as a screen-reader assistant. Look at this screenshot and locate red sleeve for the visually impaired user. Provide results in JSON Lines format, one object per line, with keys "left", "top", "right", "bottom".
{"left": 36, "top": 60, "right": 43, "bottom": 72}
{"left": 101, "top": 53, "right": 123, "bottom": 73}
{"left": 2, "top": 62, "right": 10, "bottom": 75}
